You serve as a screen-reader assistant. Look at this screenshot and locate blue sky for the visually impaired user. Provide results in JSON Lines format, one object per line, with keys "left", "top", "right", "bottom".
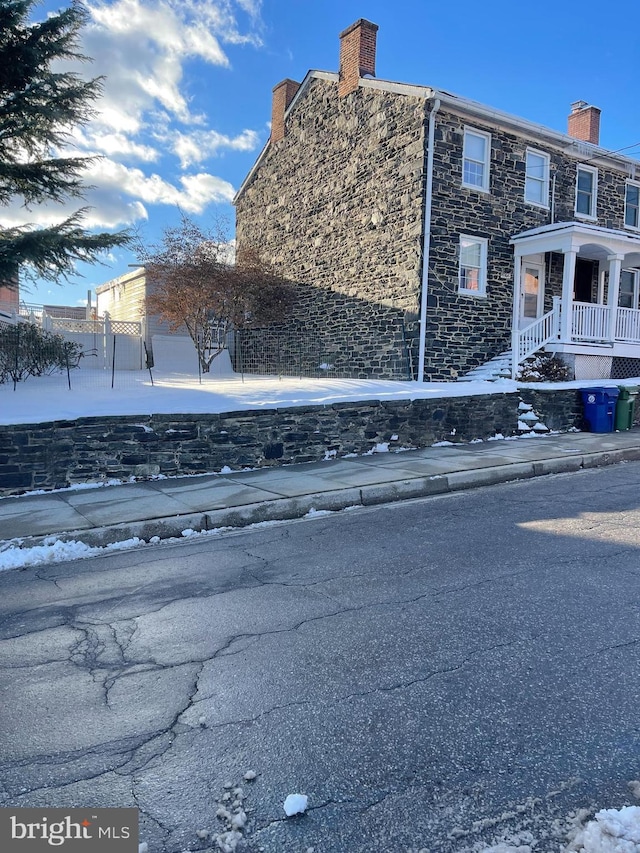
{"left": 14, "top": 0, "right": 640, "bottom": 306}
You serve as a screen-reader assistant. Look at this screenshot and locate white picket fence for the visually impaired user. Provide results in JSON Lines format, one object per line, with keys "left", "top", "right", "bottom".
{"left": 45, "top": 314, "right": 143, "bottom": 370}
{"left": 0, "top": 302, "right": 144, "bottom": 370}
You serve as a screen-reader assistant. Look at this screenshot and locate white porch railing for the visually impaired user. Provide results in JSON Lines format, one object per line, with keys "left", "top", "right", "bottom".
{"left": 571, "top": 302, "right": 610, "bottom": 342}
{"left": 513, "top": 297, "right": 561, "bottom": 369}
{"left": 512, "top": 299, "right": 640, "bottom": 377}
{"left": 615, "top": 307, "right": 640, "bottom": 342}
{"left": 570, "top": 302, "right": 640, "bottom": 344}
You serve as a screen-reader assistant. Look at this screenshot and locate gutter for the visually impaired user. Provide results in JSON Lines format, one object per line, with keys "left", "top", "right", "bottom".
{"left": 417, "top": 97, "right": 440, "bottom": 383}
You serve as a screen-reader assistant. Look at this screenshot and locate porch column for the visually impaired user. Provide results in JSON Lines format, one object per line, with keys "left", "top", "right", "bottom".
{"left": 597, "top": 264, "right": 606, "bottom": 304}
{"left": 510, "top": 249, "right": 523, "bottom": 378}
{"left": 560, "top": 247, "right": 578, "bottom": 342}
{"left": 607, "top": 253, "right": 624, "bottom": 342}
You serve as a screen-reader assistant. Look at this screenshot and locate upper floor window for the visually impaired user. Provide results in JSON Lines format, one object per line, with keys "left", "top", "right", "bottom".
{"left": 524, "top": 148, "right": 550, "bottom": 207}
{"left": 625, "top": 181, "right": 640, "bottom": 229}
{"left": 462, "top": 127, "right": 490, "bottom": 192}
{"left": 459, "top": 235, "right": 488, "bottom": 296}
{"left": 575, "top": 165, "right": 597, "bottom": 219}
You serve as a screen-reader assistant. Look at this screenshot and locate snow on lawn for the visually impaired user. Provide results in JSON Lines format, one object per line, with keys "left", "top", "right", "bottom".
{"left": 0, "top": 368, "right": 516, "bottom": 425}
{"left": 0, "top": 366, "right": 633, "bottom": 426}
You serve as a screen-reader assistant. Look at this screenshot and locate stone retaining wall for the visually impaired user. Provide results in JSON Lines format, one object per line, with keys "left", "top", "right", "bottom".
{"left": 0, "top": 390, "right": 585, "bottom": 495}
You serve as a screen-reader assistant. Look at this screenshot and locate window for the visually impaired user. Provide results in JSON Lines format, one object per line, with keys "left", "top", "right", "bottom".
{"left": 625, "top": 182, "right": 640, "bottom": 229}
{"left": 462, "top": 128, "right": 490, "bottom": 191}
{"left": 459, "top": 235, "right": 488, "bottom": 296}
{"left": 619, "top": 269, "right": 639, "bottom": 309}
{"left": 524, "top": 149, "right": 550, "bottom": 206}
{"left": 575, "top": 165, "right": 597, "bottom": 219}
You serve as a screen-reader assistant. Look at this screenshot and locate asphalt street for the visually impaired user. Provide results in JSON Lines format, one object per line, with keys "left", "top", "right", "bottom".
{"left": 1, "top": 462, "right": 640, "bottom": 852}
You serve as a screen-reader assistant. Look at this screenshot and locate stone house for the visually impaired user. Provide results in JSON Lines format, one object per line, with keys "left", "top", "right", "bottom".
{"left": 234, "top": 19, "right": 640, "bottom": 382}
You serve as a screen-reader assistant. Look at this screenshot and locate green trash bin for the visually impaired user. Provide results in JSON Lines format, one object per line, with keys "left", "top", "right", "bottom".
{"left": 615, "top": 385, "right": 638, "bottom": 431}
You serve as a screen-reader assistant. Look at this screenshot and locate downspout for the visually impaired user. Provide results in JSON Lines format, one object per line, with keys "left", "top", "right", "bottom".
{"left": 417, "top": 97, "right": 440, "bottom": 383}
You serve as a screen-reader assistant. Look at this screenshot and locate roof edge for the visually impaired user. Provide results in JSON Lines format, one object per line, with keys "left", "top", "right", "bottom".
{"left": 234, "top": 70, "right": 639, "bottom": 205}
{"left": 234, "top": 71, "right": 338, "bottom": 204}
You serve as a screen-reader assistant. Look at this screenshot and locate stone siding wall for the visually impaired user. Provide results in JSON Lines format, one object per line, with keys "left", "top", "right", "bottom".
{"left": 234, "top": 286, "right": 412, "bottom": 379}
{"left": 236, "top": 78, "right": 426, "bottom": 379}
{"left": 425, "top": 111, "right": 633, "bottom": 380}
{"left": 0, "top": 392, "right": 584, "bottom": 494}
{"left": 237, "top": 79, "right": 634, "bottom": 382}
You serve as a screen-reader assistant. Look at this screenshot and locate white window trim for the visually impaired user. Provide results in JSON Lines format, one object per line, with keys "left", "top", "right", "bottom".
{"left": 462, "top": 126, "right": 491, "bottom": 193}
{"left": 619, "top": 268, "right": 640, "bottom": 308}
{"left": 575, "top": 163, "right": 598, "bottom": 221}
{"left": 459, "top": 234, "right": 488, "bottom": 297}
{"left": 524, "top": 147, "right": 550, "bottom": 208}
{"left": 624, "top": 180, "right": 640, "bottom": 231}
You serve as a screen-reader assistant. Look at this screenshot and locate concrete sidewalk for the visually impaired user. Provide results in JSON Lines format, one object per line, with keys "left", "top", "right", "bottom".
{"left": 1, "top": 430, "right": 640, "bottom": 550}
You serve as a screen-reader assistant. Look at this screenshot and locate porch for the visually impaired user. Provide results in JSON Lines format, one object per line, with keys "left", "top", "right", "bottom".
{"left": 510, "top": 221, "right": 640, "bottom": 378}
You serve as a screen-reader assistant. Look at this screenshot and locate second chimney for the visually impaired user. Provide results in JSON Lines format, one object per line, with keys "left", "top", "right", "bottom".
{"left": 568, "top": 100, "right": 601, "bottom": 145}
{"left": 271, "top": 78, "right": 300, "bottom": 143}
{"left": 338, "top": 19, "right": 379, "bottom": 97}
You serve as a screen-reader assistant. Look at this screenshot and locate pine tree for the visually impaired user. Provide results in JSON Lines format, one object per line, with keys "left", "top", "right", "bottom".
{"left": 0, "top": 0, "right": 130, "bottom": 286}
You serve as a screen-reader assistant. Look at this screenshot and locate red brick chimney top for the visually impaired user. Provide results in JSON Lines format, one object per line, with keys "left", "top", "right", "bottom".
{"left": 568, "top": 101, "right": 601, "bottom": 145}
{"left": 271, "top": 78, "right": 300, "bottom": 143}
{"left": 338, "top": 19, "right": 379, "bottom": 97}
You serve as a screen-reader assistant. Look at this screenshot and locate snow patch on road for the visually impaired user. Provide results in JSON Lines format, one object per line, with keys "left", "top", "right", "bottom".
{"left": 0, "top": 536, "right": 147, "bottom": 570}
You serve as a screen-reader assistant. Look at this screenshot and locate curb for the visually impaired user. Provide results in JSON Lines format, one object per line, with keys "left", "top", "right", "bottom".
{"left": 4, "top": 446, "right": 640, "bottom": 555}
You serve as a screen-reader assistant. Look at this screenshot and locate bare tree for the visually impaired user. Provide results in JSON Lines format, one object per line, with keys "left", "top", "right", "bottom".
{"left": 141, "top": 216, "right": 296, "bottom": 373}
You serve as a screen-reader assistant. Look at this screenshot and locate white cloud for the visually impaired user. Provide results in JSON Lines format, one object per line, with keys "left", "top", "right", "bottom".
{"left": 6, "top": 1, "right": 263, "bottom": 238}
{"left": 71, "top": 128, "right": 160, "bottom": 162}
{"left": 82, "top": 0, "right": 262, "bottom": 129}
{"left": 0, "top": 193, "right": 147, "bottom": 231}
{"left": 2, "top": 153, "right": 237, "bottom": 231}
{"left": 172, "top": 128, "right": 260, "bottom": 168}
{"left": 83, "top": 159, "right": 235, "bottom": 215}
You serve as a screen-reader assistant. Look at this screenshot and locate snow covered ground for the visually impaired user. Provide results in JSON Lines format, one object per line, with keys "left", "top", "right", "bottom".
{"left": 0, "top": 367, "right": 512, "bottom": 425}
{"left": 0, "top": 365, "right": 630, "bottom": 426}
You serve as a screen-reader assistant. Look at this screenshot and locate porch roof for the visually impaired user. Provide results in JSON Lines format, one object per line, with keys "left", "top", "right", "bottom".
{"left": 510, "top": 221, "right": 640, "bottom": 260}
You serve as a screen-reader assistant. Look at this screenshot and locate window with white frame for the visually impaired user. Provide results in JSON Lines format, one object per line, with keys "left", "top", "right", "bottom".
{"left": 575, "top": 165, "right": 597, "bottom": 218}
{"left": 619, "top": 269, "right": 639, "bottom": 309}
{"left": 524, "top": 149, "right": 550, "bottom": 206}
{"left": 462, "top": 128, "right": 490, "bottom": 191}
{"left": 625, "top": 182, "right": 640, "bottom": 229}
{"left": 459, "top": 235, "right": 488, "bottom": 296}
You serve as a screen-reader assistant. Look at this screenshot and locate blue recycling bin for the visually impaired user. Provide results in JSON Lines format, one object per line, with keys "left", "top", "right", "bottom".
{"left": 581, "top": 387, "right": 620, "bottom": 433}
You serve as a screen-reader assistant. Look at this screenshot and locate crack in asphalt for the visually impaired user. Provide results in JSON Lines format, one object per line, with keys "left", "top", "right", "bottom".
{"left": 131, "top": 783, "right": 174, "bottom": 842}
{"left": 0, "top": 657, "right": 205, "bottom": 801}
{"left": 34, "top": 570, "right": 63, "bottom": 590}
{"left": 1, "top": 577, "right": 535, "bottom": 802}
{"left": 584, "top": 637, "right": 640, "bottom": 658}
{"left": 254, "top": 796, "right": 345, "bottom": 833}
{"left": 0, "top": 737, "right": 148, "bottom": 800}
{"left": 190, "top": 634, "right": 536, "bottom": 732}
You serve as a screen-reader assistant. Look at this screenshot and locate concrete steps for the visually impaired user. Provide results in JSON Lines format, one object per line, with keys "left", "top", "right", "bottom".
{"left": 458, "top": 350, "right": 513, "bottom": 382}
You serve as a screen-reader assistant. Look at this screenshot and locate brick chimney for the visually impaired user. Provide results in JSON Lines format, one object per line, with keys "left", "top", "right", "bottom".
{"left": 568, "top": 100, "right": 601, "bottom": 145}
{"left": 271, "top": 78, "right": 300, "bottom": 143}
{"left": 338, "top": 19, "right": 378, "bottom": 97}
